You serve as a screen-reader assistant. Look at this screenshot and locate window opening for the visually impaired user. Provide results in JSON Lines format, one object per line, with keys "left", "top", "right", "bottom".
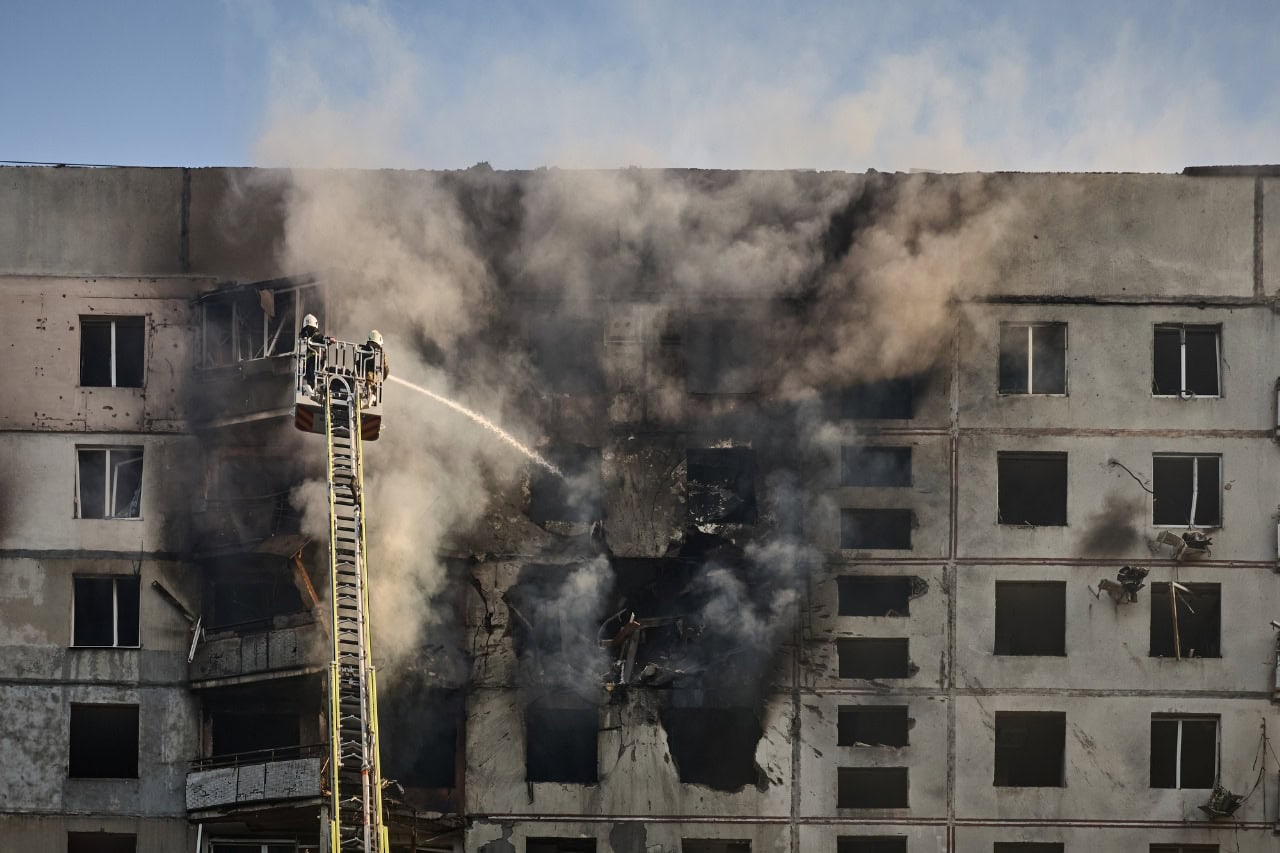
{"left": 69, "top": 704, "right": 139, "bottom": 778}
{"left": 210, "top": 711, "right": 301, "bottom": 757}
{"left": 837, "top": 576, "right": 920, "bottom": 617}
{"left": 687, "top": 448, "right": 757, "bottom": 524}
{"left": 80, "top": 316, "right": 145, "bottom": 388}
{"left": 1149, "top": 846, "right": 1218, "bottom": 853}
{"left": 198, "top": 283, "right": 315, "bottom": 369}
{"left": 840, "top": 378, "right": 914, "bottom": 419}
{"left": 1152, "top": 455, "right": 1221, "bottom": 527}
{"left": 1153, "top": 324, "right": 1220, "bottom": 397}
{"left": 838, "top": 705, "right": 909, "bottom": 747}
{"left": 840, "top": 509, "right": 913, "bottom": 550}
{"left": 681, "top": 841, "right": 751, "bottom": 853}
{"left": 837, "top": 638, "right": 912, "bottom": 679}
{"left": 72, "top": 576, "right": 140, "bottom": 648}
{"left": 837, "top": 839, "right": 907, "bottom": 853}
{"left": 661, "top": 707, "right": 762, "bottom": 791}
{"left": 210, "top": 843, "right": 299, "bottom": 853}
{"left": 381, "top": 687, "right": 463, "bottom": 788}
{"left": 993, "top": 845, "right": 1064, "bottom": 853}
{"left": 1151, "top": 716, "right": 1218, "bottom": 789}
{"left": 841, "top": 446, "right": 912, "bottom": 487}
{"left": 67, "top": 833, "right": 137, "bottom": 853}
{"left": 994, "top": 581, "right": 1065, "bottom": 656}
{"left": 529, "top": 446, "right": 603, "bottom": 523}
{"left": 75, "top": 447, "right": 143, "bottom": 519}
{"left": 686, "top": 316, "right": 757, "bottom": 394}
{"left": 1149, "top": 583, "right": 1220, "bottom": 659}
{"left": 526, "top": 702, "right": 598, "bottom": 784}
{"left": 993, "top": 711, "right": 1065, "bottom": 787}
{"left": 837, "top": 767, "right": 909, "bottom": 808}
{"left": 999, "top": 322, "right": 1067, "bottom": 394}
{"left": 526, "top": 841, "right": 597, "bottom": 853}
{"left": 997, "top": 452, "right": 1067, "bottom": 526}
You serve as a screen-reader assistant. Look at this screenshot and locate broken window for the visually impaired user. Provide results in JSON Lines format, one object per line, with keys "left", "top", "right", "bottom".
{"left": 206, "top": 559, "right": 307, "bottom": 630}
{"left": 996, "top": 452, "right": 1067, "bottom": 526}
{"left": 993, "top": 845, "right": 1064, "bottom": 853}
{"left": 993, "top": 711, "right": 1065, "bottom": 787}
{"left": 840, "top": 378, "right": 914, "bottom": 419}
{"left": 210, "top": 711, "right": 301, "bottom": 758}
{"left": 197, "top": 282, "right": 317, "bottom": 369}
{"left": 662, "top": 707, "right": 763, "bottom": 791}
{"left": 210, "top": 844, "right": 302, "bottom": 853}
{"left": 837, "top": 839, "right": 907, "bottom": 853}
{"left": 69, "top": 704, "right": 139, "bottom": 778}
{"left": 528, "top": 315, "right": 604, "bottom": 394}
{"left": 837, "top": 767, "right": 909, "bottom": 808}
{"left": 1150, "top": 583, "right": 1221, "bottom": 659}
{"left": 687, "top": 448, "right": 757, "bottom": 524}
{"left": 67, "top": 833, "right": 137, "bottom": 853}
{"left": 841, "top": 509, "right": 913, "bottom": 550}
{"left": 1151, "top": 716, "right": 1218, "bottom": 789}
{"left": 1149, "top": 846, "right": 1218, "bottom": 853}
{"left": 837, "top": 576, "right": 919, "bottom": 617}
{"left": 1152, "top": 455, "right": 1221, "bottom": 527}
{"left": 1153, "top": 324, "right": 1220, "bottom": 397}
{"left": 72, "top": 576, "right": 140, "bottom": 648}
{"left": 994, "top": 581, "right": 1065, "bottom": 656}
{"left": 686, "top": 316, "right": 757, "bottom": 394}
{"left": 681, "top": 841, "right": 751, "bottom": 853}
{"left": 526, "top": 702, "right": 598, "bottom": 784}
{"left": 838, "top": 705, "right": 909, "bottom": 747}
{"left": 528, "top": 446, "right": 604, "bottom": 523}
{"left": 381, "top": 688, "right": 463, "bottom": 788}
{"left": 75, "top": 447, "right": 143, "bottom": 519}
{"left": 841, "top": 446, "right": 912, "bottom": 487}
{"left": 526, "top": 840, "right": 596, "bottom": 853}
{"left": 999, "top": 322, "right": 1067, "bottom": 395}
{"left": 80, "top": 316, "right": 145, "bottom": 388}
{"left": 837, "top": 638, "right": 912, "bottom": 679}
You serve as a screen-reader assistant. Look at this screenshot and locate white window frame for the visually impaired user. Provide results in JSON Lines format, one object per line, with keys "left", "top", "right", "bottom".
{"left": 74, "top": 446, "right": 144, "bottom": 520}
{"left": 1153, "top": 324, "right": 1221, "bottom": 399}
{"left": 198, "top": 283, "right": 319, "bottom": 369}
{"left": 999, "top": 321, "right": 1068, "bottom": 396}
{"left": 1151, "top": 453, "right": 1222, "bottom": 528}
{"left": 80, "top": 315, "right": 145, "bottom": 388}
{"left": 1151, "top": 715, "right": 1219, "bottom": 789}
{"left": 70, "top": 575, "right": 140, "bottom": 648}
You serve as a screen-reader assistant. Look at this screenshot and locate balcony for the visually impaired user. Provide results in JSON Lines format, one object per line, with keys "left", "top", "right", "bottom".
{"left": 186, "top": 745, "right": 324, "bottom": 812}
{"left": 190, "top": 618, "right": 325, "bottom": 687}
{"left": 191, "top": 492, "right": 306, "bottom": 558}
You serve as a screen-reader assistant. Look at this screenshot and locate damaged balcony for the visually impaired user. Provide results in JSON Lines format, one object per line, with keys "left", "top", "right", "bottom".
{"left": 185, "top": 744, "right": 325, "bottom": 814}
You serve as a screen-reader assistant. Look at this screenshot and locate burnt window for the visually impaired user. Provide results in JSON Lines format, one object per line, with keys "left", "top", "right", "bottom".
{"left": 837, "top": 576, "right": 917, "bottom": 617}
{"left": 1153, "top": 324, "right": 1220, "bottom": 397}
{"left": 75, "top": 447, "right": 143, "bottom": 519}
{"left": 662, "top": 708, "right": 762, "bottom": 791}
{"left": 210, "top": 711, "right": 301, "bottom": 757}
{"left": 1150, "top": 846, "right": 1218, "bottom": 853}
{"left": 686, "top": 316, "right": 757, "bottom": 394}
{"left": 67, "top": 833, "right": 137, "bottom": 853}
{"left": 994, "top": 582, "right": 1065, "bottom": 656}
{"left": 687, "top": 448, "right": 757, "bottom": 524}
{"left": 72, "top": 576, "right": 140, "bottom": 648}
{"left": 80, "top": 316, "right": 145, "bottom": 388}
{"left": 837, "top": 767, "right": 909, "bottom": 808}
{"left": 210, "top": 844, "right": 298, "bottom": 853}
{"left": 207, "top": 563, "right": 306, "bottom": 631}
{"left": 997, "top": 452, "right": 1067, "bottom": 526}
{"left": 838, "top": 705, "right": 909, "bottom": 747}
{"left": 529, "top": 316, "right": 604, "bottom": 394}
{"left": 993, "top": 846, "right": 1064, "bottom": 853}
{"left": 681, "top": 841, "right": 751, "bottom": 853}
{"left": 837, "top": 839, "right": 907, "bottom": 853}
{"left": 840, "top": 509, "right": 912, "bottom": 550}
{"left": 527, "top": 841, "right": 597, "bottom": 853}
{"left": 1150, "top": 583, "right": 1220, "bottom": 659}
{"left": 381, "top": 687, "right": 463, "bottom": 788}
{"left": 999, "top": 323, "right": 1067, "bottom": 395}
{"left": 526, "top": 702, "right": 597, "bottom": 784}
{"left": 69, "top": 704, "right": 139, "bottom": 778}
{"left": 840, "top": 378, "right": 914, "bottom": 419}
{"left": 197, "top": 283, "right": 314, "bottom": 368}
{"left": 837, "top": 638, "right": 912, "bottom": 679}
{"left": 841, "top": 446, "right": 912, "bottom": 487}
{"left": 994, "top": 711, "right": 1065, "bottom": 787}
{"left": 1151, "top": 716, "right": 1218, "bottom": 789}
{"left": 529, "top": 446, "right": 603, "bottom": 523}
{"left": 1152, "top": 455, "right": 1221, "bottom": 527}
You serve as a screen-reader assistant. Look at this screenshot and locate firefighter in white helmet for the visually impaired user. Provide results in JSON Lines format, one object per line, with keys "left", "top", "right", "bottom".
{"left": 362, "top": 329, "right": 389, "bottom": 385}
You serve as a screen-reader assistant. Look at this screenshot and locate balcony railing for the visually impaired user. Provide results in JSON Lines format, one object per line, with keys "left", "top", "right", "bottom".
{"left": 189, "top": 618, "right": 324, "bottom": 684}
{"left": 186, "top": 745, "right": 324, "bottom": 812}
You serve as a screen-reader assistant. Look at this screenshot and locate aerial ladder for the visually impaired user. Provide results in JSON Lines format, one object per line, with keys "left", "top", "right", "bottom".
{"left": 294, "top": 318, "right": 389, "bottom": 853}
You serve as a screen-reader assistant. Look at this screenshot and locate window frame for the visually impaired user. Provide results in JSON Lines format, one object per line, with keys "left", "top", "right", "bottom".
{"left": 1150, "top": 714, "right": 1219, "bottom": 789}
{"left": 208, "top": 841, "right": 300, "bottom": 853}
{"left": 1151, "top": 453, "right": 1222, "bottom": 528}
{"left": 74, "top": 446, "right": 144, "bottom": 520}
{"left": 998, "top": 321, "right": 1068, "bottom": 396}
{"left": 71, "top": 575, "right": 141, "bottom": 649}
{"left": 1152, "top": 323, "right": 1221, "bottom": 398}
{"left": 79, "top": 315, "right": 145, "bottom": 389}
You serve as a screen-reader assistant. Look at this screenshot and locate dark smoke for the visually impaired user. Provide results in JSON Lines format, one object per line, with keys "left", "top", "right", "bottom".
{"left": 1077, "top": 492, "right": 1145, "bottom": 556}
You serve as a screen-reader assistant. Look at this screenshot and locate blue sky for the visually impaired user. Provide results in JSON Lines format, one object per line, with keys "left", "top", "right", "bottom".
{"left": 2, "top": 1, "right": 1277, "bottom": 172}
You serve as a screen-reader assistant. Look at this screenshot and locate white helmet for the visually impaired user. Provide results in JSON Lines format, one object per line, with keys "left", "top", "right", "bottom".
{"left": 368, "top": 329, "right": 384, "bottom": 347}
{"left": 302, "top": 314, "right": 319, "bottom": 334}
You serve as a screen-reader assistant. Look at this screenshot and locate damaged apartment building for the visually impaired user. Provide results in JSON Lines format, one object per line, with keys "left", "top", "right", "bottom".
{"left": 1, "top": 164, "right": 1280, "bottom": 853}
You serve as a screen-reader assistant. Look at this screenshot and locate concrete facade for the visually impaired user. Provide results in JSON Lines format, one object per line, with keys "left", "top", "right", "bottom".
{"left": 1, "top": 165, "right": 1278, "bottom": 853}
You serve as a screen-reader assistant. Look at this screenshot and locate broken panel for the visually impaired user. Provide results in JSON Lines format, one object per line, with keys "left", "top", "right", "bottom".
{"left": 996, "top": 452, "right": 1067, "bottom": 526}
{"left": 1150, "top": 582, "right": 1221, "bottom": 659}
{"left": 72, "top": 576, "right": 140, "bottom": 648}
{"left": 837, "top": 766, "right": 909, "bottom": 808}
{"left": 838, "top": 705, "right": 909, "bottom": 747}
{"left": 837, "top": 638, "right": 912, "bottom": 679}
{"left": 69, "top": 704, "right": 139, "bottom": 778}
{"left": 994, "top": 581, "right": 1065, "bottom": 657}
{"left": 837, "top": 575, "right": 920, "bottom": 617}
{"left": 1152, "top": 455, "right": 1221, "bottom": 527}
{"left": 67, "top": 834, "right": 137, "bottom": 853}
{"left": 80, "top": 316, "right": 145, "bottom": 388}
{"left": 1153, "top": 324, "right": 1220, "bottom": 396}
{"left": 841, "top": 446, "right": 912, "bottom": 487}
{"left": 687, "top": 447, "right": 757, "bottom": 524}
{"left": 527, "top": 840, "right": 597, "bottom": 853}
{"left": 526, "top": 702, "right": 598, "bottom": 784}
{"left": 528, "top": 445, "right": 604, "bottom": 523}
{"left": 993, "top": 711, "right": 1065, "bottom": 787}
{"left": 681, "top": 841, "right": 751, "bottom": 853}
{"left": 836, "top": 839, "right": 907, "bottom": 853}
{"left": 839, "top": 378, "right": 914, "bottom": 419}
{"left": 686, "top": 316, "right": 758, "bottom": 394}
{"left": 662, "top": 707, "right": 762, "bottom": 791}
{"left": 840, "top": 509, "right": 913, "bottom": 550}
{"left": 1151, "top": 715, "right": 1218, "bottom": 789}
{"left": 999, "top": 322, "right": 1067, "bottom": 395}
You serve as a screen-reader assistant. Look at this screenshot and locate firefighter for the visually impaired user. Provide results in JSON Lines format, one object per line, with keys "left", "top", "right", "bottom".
{"left": 300, "top": 314, "right": 324, "bottom": 394}
{"left": 363, "top": 329, "right": 389, "bottom": 384}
